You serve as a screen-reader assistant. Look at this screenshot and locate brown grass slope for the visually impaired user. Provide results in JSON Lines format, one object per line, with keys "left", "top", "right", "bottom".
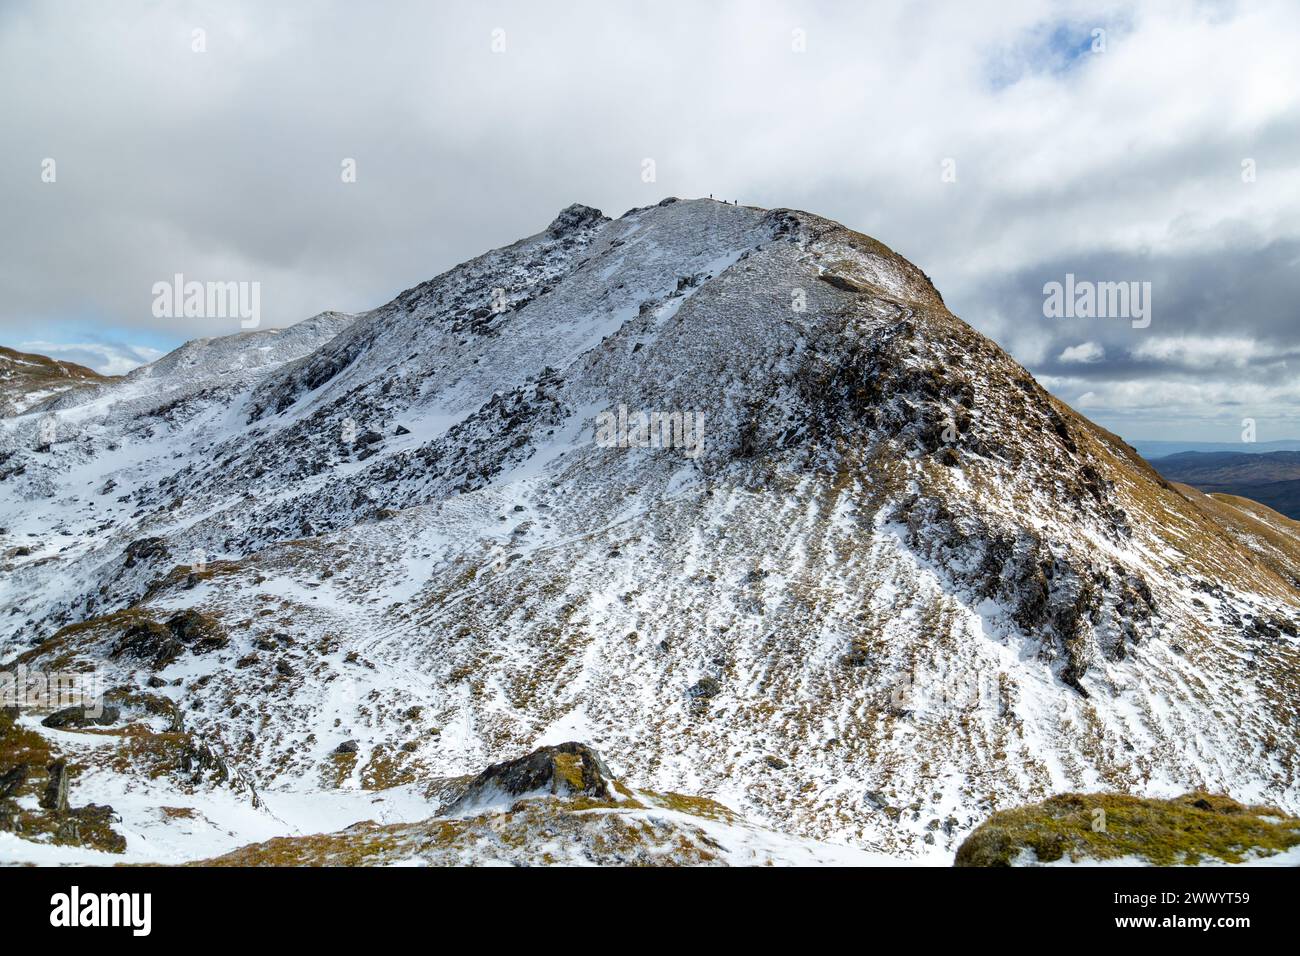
{"left": 0, "top": 345, "right": 110, "bottom": 416}
{"left": 955, "top": 791, "right": 1300, "bottom": 866}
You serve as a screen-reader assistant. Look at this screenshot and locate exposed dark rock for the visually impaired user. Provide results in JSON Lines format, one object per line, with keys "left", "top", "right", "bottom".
{"left": 445, "top": 742, "right": 614, "bottom": 814}
{"left": 111, "top": 619, "right": 184, "bottom": 669}
{"left": 0, "top": 764, "right": 27, "bottom": 799}
{"left": 41, "top": 705, "right": 121, "bottom": 729}
{"left": 40, "top": 760, "right": 69, "bottom": 813}
{"left": 688, "top": 675, "right": 722, "bottom": 699}
{"left": 177, "top": 737, "right": 247, "bottom": 799}
{"left": 818, "top": 272, "right": 864, "bottom": 294}
{"left": 546, "top": 203, "right": 607, "bottom": 239}
{"left": 123, "top": 536, "right": 169, "bottom": 569}
{"left": 165, "top": 609, "right": 229, "bottom": 653}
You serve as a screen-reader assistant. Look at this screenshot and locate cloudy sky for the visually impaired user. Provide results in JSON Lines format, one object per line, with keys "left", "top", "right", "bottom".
{"left": 2, "top": 0, "right": 1297, "bottom": 440}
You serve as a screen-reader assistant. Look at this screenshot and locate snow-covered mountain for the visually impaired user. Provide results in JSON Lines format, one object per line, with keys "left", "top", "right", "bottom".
{"left": 2, "top": 198, "right": 1298, "bottom": 864}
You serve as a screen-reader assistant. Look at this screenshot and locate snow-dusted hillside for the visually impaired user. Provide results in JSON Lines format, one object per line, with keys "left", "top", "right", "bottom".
{"left": 2, "top": 198, "right": 1298, "bottom": 864}
{"left": 0, "top": 347, "right": 107, "bottom": 418}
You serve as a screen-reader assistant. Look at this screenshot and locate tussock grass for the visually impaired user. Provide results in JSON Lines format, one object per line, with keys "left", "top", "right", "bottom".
{"left": 955, "top": 791, "right": 1300, "bottom": 866}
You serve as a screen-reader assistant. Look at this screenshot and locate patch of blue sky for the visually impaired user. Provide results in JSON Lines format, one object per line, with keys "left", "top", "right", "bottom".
{"left": 985, "top": 19, "right": 1112, "bottom": 91}
{"left": 15, "top": 315, "right": 177, "bottom": 375}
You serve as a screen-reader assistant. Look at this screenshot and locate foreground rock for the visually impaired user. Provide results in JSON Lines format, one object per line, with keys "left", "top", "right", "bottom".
{"left": 195, "top": 743, "right": 895, "bottom": 867}
{"left": 41, "top": 705, "right": 121, "bottom": 730}
{"left": 955, "top": 791, "right": 1300, "bottom": 866}
{"left": 443, "top": 741, "right": 614, "bottom": 814}
{"left": 0, "top": 692, "right": 256, "bottom": 858}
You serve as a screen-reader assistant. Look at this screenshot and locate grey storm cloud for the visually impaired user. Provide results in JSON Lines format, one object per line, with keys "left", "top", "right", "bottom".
{"left": 1, "top": 0, "right": 1298, "bottom": 440}
{"left": 977, "top": 237, "right": 1300, "bottom": 377}
{"left": 980, "top": 237, "right": 1300, "bottom": 439}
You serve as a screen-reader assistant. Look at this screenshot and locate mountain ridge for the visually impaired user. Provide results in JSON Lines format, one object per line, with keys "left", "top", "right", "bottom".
{"left": 0, "top": 346, "right": 110, "bottom": 418}
{"left": 2, "top": 197, "right": 1297, "bottom": 863}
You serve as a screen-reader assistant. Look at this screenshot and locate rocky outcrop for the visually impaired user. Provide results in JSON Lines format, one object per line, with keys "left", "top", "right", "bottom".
{"left": 123, "top": 536, "right": 169, "bottom": 569}
{"left": 108, "top": 609, "right": 228, "bottom": 669}
{"left": 39, "top": 760, "right": 69, "bottom": 812}
{"left": 547, "top": 203, "right": 609, "bottom": 239}
{"left": 111, "top": 619, "right": 184, "bottom": 669}
{"left": 41, "top": 704, "right": 121, "bottom": 730}
{"left": 165, "top": 609, "right": 229, "bottom": 654}
{"left": 444, "top": 742, "right": 614, "bottom": 814}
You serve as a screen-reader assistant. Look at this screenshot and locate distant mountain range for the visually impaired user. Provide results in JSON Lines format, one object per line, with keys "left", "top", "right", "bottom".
{"left": 1130, "top": 439, "right": 1300, "bottom": 458}
{"left": 1147, "top": 451, "right": 1300, "bottom": 520}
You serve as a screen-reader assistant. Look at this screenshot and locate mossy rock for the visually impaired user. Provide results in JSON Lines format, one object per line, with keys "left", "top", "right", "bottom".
{"left": 955, "top": 791, "right": 1300, "bottom": 866}
{"left": 54, "top": 804, "right": 127, "bottom": 853}
{"left": 444, "top": 741, "right": 614, "bottom": 813}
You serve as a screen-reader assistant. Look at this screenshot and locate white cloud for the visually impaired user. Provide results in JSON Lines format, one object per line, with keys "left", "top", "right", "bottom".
{"left": 1130, "top": 336, "right": 1282, "bottom": 369}
{"left": 19, "top": 340, "right": 163, "bottom": 376}
{"left": 1, "top": 0, "right": 1298, "bottom": 438}
{"left": 1059, "top": 341, "right": 1104, "bottom": 363}
{"left": 1040, "top": 372, "right": 1300, "bottom": 439}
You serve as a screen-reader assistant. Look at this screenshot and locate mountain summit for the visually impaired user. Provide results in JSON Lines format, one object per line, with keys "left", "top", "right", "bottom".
{"left": 1, "top": 198, "right": 1297, "bottom": 862}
